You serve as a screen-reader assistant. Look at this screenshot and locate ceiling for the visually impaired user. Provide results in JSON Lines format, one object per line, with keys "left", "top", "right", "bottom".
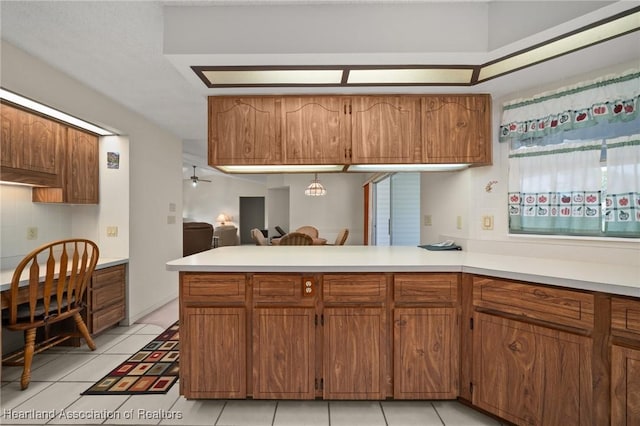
{"left": 1, "top": 1, "right": 639, "bottom": 176}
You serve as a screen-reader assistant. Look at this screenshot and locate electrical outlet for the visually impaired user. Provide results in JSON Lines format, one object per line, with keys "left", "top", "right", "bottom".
{"left": 167, "top": 215, "right": 176, "bottom": 225}
{"left": 107, "top": 226, "right": 118, "bottom": 237}
{"left": 169, "top": 202, "right": 176, "bottom": 212}
{"left": 423, "top": 214, "right": 432, "bottom": 226}
{"left": 456, "top": 216, "right": 462, "bottom": 230}
{"left": 26, "top": 227, "right": 38, "bottom": 240}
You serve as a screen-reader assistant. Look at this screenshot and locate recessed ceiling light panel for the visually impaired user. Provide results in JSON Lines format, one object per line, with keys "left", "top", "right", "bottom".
{"left": 201, "top": 69, "right": 343, "bottom": 86}
{"left": 347, "top": 68, "right": 474, "bottom": 85}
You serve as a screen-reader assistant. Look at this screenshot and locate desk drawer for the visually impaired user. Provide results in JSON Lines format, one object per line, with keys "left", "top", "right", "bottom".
{"left": 93, "top": 265, "right": 125, "bottom": 289}
{"left": 182, "top": 273, "right": 246, "bottom": 303}
{"left": 473, "top": 276, "right": 594, "bottom": 331}
{"left": 323, "top": 274, "right": 386, "bottom": 303}
{"left": 90, "top": 303, "right": 125, "bottom": 334}
{"left": 612, "top": 297, "right": 640, "bottom": 340}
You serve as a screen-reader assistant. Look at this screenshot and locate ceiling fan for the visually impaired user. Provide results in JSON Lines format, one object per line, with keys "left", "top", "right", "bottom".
{"left": 187, "top": 165, "right": 211, "bottom": 187}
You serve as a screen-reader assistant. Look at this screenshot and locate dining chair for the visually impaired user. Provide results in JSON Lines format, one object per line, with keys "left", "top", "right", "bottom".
{"left": 2, "top": 239, "right": 99, "bottom": 390}
{"left": 279, "top": 232, "right": 313, "bottom": 245}
{"left": 295, "top": 226, "right": 319, "bottom": 238}
{"left": 334, "top": 228, "right": 349, "bottom": 245}
{"left": 251, "top": 228, "right": 268, "bottom": 246}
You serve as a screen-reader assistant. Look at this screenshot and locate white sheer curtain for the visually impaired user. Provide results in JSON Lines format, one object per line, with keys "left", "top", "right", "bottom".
{"left": 605, "top": 134, "right": 640, "bottom": 236}
{"left": 508, "top": 140, "right": 603, "bottom": 235}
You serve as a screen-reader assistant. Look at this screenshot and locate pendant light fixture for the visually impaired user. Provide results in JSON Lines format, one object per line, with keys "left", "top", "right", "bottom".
{"left": 304, "top": 173, "right": 327, "bottom": 196}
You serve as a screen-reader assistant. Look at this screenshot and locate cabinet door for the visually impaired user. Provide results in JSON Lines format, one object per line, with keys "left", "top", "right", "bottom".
{"left": 282, "top": 96, "right": 349, "bottom": 164}
{"left": 66, "top": 127, "right": 99, "bottom": 203}
{"left": 612, "top": 344, "right": 640, "bottom": 425}
{"left": 393, "top": 308, "right": 458, "bottom": 399}
{"left": 351, "top": 96, "right": 421, "bottom": 164}
{"left": 21, "top": 109, "right": 63, "bottom": 174}
{"left": 473, "top": 313, "right": 592, "bottom": 426}
{"left": 181, "top": 306, "right": 246, "bottom": 398}
{"left": 422, "top": 95, "right": 491, "bottom": 164}
{"left": 253, "top": 307, "right": 315, "bottom": 399}
{"left": 0, "top": 103, "right": 63, "bottom": 186}
{"left": 1, "top": 102, "right": 20, "bottom": 168}
{"left": 323, "top": 307, "right": 386, "bottom": 399}
{"left": 208, "top": 97, "right": 281, "bottom": 165}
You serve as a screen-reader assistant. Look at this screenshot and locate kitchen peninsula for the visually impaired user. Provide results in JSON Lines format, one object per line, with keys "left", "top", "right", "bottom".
{"left": 166, "top": 246, "right": 640, "bottom": 426}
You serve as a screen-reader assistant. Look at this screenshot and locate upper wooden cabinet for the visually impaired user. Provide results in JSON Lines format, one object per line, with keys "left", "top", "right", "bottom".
{"left": 1, "top": 102, "right": 100, "bottom": 204}
{"left": 422, "top": 95, "right": 492, "bottom": 164}
{"left": 32, "top": 127, "right": 99, "bottom": 204}
{"left": 0, "top": 102, "right": 64, "bottom": 186}
{"left": 208, "top": 94, "right": 491, "bottom": 167}
{"left": 282, "top": 96, "right": 349, "bottom": 164}
{"left": 208, "top": 97, "right": 282, "bottom": 165}
{"left": 350, "top": 96, "right": 421, "bottom": 164}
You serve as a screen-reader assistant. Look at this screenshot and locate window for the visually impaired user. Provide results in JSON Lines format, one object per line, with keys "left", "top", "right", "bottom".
{"left": 501, "top": 69, "right": 640, "bottom": 238}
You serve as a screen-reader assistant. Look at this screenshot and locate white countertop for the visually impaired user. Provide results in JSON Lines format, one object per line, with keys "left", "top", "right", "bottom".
{"left": 0, "top": 257, "right": 128, "bottom": 292}
{"left": 166, "top": 246, "right": 640, "bottom": 297}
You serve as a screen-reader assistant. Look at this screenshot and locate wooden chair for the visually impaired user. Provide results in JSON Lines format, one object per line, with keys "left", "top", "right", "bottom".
{"left": 251, "top": 228, "right": 268, "bottom": 246}
{"left": 334, "top": 228, "right": 349, "bottom": 245}
{"left": 2, "top": 239, "right": 99, "bottom": 389}
{"left": 279, "top": 232, "right": 313, "bottom": 245}
{"left": 295, "top": 226, "right": 319, "bottom": 239}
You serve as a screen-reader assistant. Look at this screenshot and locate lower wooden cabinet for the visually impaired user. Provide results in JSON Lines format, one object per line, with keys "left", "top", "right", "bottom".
{"left": 611, "top": 344, "right": 640, "bottom": 425}
{"left": 252, "top": 307, "right": 316, "bottom": 399}
{"left": 87, "top": 264, "right": 126, "bottom": 334}
{"left": 323, "top": 307, "right": 386, "bottom": 399}
{"left": 473, "top": 313, "right": 593, "bottom": 426}
{"left": 393, "top": 307, "right": 458, "bottom": 399}
{"left": 181, "top": 306, "right": 246, "bottom": 399}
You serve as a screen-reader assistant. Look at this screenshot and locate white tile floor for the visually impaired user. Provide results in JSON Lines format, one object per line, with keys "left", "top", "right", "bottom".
{"left": 1, "top": 303, "right": 506, "bottom": 426}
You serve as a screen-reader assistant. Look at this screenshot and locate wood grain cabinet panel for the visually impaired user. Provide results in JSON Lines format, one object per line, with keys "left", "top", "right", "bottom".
{"left": 182, "top": 306, "right": 246, "bottom": 399}
{"left": 393, "top": 307, "right": 458, "bottom": 399}
{"left": 208, "top": 97, "right": 281, "bottom": 165}
{"left": 253, "top": 274, "right": 311, "bottom": 303}
{"left": 612, "top": 297, "right": 640, "bottom": 340}
{"left": 394, "top": 273, "right": 458, "bottom": 304}
{"left": 473, "top": 313, "right": 593, "bottom": 426}
{"left": 323, "top": 274, "right": 386, "bottom": 303}
{"left": 473, "top": 276, "right": 594, "bottom": 331}
{"left": 252, "top": 307, "right": 316, "bottom": 399}
{"left": 182, "top": 273, "right": 246, "bottom": 303}
{"left": 422, "top": 95, "right": 491, "bottom": 164}
{"left": 350, "top": 96, "right": 421, "bottom": 164}
{"left": 612, "top": 344, "right": 640, "bottom": 426}
{"left": 0, "top": 102, "right": 64, "bottom": 186}
{"left": 282, "top": 96, "right": 349, "bottom": 164}
{"left": 323, "top": 307, "right": 386, "bottom": 399}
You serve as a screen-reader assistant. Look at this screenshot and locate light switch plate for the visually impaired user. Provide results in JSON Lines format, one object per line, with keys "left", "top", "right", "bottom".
{"left": 481, "top": 215, "right": 494, "bottom": 230}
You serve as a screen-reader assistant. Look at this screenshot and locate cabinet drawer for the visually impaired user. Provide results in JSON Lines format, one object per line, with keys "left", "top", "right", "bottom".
{"left": 182, "top": 273, "right": 246, "bottom": 303}
{"left": 91, "top": 279, "right": 124, "bottom": 307}
{"left": 612, "top": 297, "right": 640, "bottom": 340}
{"left": 93, "top": 264, "right": 125, "bottom": 289}
{"left": 473, "top": 276, "right": 594, "bottom": 330}
{"left": 323, "top": 274, "right": 386, "bottom": 303}
{"left": 90, "top": 303, "right": 125, "bottom": 334}
{"left": 394, "top": 273, "right": 458, "bottom": 304}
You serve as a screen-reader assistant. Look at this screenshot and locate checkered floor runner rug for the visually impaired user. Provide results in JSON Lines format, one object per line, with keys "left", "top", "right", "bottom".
{"left": 82, "top": 322, "right": 179, "bottom": 395}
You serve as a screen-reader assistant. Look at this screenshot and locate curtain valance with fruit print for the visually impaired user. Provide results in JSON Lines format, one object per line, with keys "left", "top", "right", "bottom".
{"left": 499, "top": 69, "right": 640, "bottom": 147}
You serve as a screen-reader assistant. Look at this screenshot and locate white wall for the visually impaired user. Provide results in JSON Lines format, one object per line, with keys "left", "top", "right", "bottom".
{"left": 183, "top": 173, "right": 268, "bottom": 231}
{"left": 1, "top": 41, "right": 183, "bottom": 324}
